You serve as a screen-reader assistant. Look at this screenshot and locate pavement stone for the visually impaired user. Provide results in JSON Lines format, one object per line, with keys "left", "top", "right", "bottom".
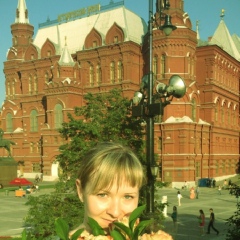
{"left": 0, "top": 185, "right": 238, "bottom": 239}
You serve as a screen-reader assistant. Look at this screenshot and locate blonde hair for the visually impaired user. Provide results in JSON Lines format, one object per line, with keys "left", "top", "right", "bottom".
{"left": 77, "top": 142, "right": 144, "bottom": 194}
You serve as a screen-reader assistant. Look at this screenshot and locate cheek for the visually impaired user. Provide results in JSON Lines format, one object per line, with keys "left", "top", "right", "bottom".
{"left": 122, "top": 198, "right": 139, "bottom": 214}
{"left": 84, "top": 195, "right": 108, "bottom": 217}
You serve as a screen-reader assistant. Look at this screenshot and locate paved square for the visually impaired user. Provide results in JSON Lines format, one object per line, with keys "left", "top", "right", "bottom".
{"left": 0, "top": 186, "right": 238, "bottom": 239}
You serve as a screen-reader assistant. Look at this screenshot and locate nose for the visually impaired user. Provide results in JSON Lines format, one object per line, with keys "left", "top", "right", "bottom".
{"left": 106, "top": 198, "right": 122, "bottom": 218}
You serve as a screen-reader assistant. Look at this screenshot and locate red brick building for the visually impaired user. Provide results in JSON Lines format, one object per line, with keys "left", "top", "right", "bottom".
{"left": 0, "top": 0, "right": 239, "bottom": 186}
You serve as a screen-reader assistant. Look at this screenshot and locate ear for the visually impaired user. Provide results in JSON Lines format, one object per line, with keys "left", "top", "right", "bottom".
{"left": 76, "top": 179, "right": 84, "bottom": 202}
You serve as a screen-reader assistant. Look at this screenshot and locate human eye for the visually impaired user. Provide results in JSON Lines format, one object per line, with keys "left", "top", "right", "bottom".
{"left": 124, "top": 194, "right": 135, "bottom": 200}
{"left": 96, "top": 192, "right": 108, "bottom": 198}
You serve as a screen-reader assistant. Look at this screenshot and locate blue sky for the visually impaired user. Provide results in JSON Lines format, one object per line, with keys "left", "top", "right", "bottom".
{"left": 0, "top": 0, "right": 239, "bottom": 106}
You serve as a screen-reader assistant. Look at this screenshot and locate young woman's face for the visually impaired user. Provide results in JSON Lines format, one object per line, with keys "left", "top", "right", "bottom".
{"left": 77, "top": 179, "right": 140, "bottom": 230}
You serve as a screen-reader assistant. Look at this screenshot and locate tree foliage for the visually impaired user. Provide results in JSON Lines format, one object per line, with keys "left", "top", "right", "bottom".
{"left": 23, "top": 89, "right": 145, "bottom": 238}
{"left": 56, "top": 88, "right": 145, "bottom": 186}
{"left": 226, "top": 180, "right": 240, "bottom": 240}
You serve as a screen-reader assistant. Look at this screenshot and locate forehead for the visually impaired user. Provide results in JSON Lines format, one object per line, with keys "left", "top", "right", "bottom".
{"left": 86, "top": 177, "right": 140, "bottom": 194}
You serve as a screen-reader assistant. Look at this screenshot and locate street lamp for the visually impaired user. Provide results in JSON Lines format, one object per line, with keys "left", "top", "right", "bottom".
{"left": 132, "top": 0, "right": 186, "bottom": 220}
{"left": 39, "top": 135, "right": 44, "bottom": 175}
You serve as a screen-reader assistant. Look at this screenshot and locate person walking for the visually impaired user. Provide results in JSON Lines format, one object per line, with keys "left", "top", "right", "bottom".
{"left": 207, "top": 208, "right": 219, "bottom": 235}
{"left": 177, "top": 190, "right": 182, "bottom": 206}
{"left": 218, "top": 185, "right": 222, "bottom": 195}
{"left": 171, "top": 206, "right": 178, "bottom": 232}
{"left": 197, "top": 209, "right": 205, "bottom": 236}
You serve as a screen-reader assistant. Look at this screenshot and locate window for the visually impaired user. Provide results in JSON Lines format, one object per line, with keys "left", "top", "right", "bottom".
{"left": 117, "top": 61, "right": 123, "bottom": 82}
{"left": 28, "top": 75, "right": 32, "bottom": 94}
{"left": 34, "top": 75, "right": 38, "bottom": 93}
{"left": 110, "top": 61, "right": 115, "bottom": 83}
{"left": 7, "top": 81, "right": 10, "bottom": 97}
{"left": 96, "top": 64, "right": 101, "bottom": 83}
{"left": 32, "top": 163, "right": 41, "bottom": 173}
{"left": 12, "top": 80, "right": 15, "bottom": 96}
{"left": 54, "top": 104, "right": 63, "bottom": 129}
{"left": 93, "top": 41, "right": 97, "bottom": 47}
{"left": 161, "top": 55, "right": 166, "bottom": 78}
{"left": 221, "top": 108, "right": 224, "bottom": 123}
{"left": 196, "top": 162, "right": 200, "bottom": 177}
{"left": 153, "top": 56, "right": 158, "bottom": 80}
{"left": 89, "top": 65, "right": 94, "bottom": 86}
{"left": 114, "top": 36, "right": 118, "bottom": 43}
{"left": 6, "top": 113, "right": 13, "bottom": 132}
{"left": 30, "top": 110, "right": 38, "bottom": 132}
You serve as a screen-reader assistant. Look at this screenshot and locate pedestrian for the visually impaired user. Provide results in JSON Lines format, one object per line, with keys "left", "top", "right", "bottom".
{"left": 177, "top": 190, "right": 182, "bottom": 206}
{"left": 197, "top": 209, "right": 205, "bottom": 236}
{"left": 171, "top": 206, "right": 178, "bottom": 232}
{"left": 213, "top": 179, "right": 216, "bottom": 188}
{"left": 218, "top": 185, "right": 222, "bottom": 195}
{"left": 190, "top": 186, "right": 195, "bottom": 199}
{"left": 223, "top": 179, "right": 227, "bottom": 189}
{"left": 195, "top": 186, "right": 200, "bottom": 199}
{"left": 206, "top": 208, "right": 219, "bottom": 235}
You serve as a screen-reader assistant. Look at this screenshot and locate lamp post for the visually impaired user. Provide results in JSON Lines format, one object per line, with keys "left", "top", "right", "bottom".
{"left": 39, "top": 135, "right": 44, "bottom": 175}
{"left": 132, "top": 0, "right": 186, "bottom": 219}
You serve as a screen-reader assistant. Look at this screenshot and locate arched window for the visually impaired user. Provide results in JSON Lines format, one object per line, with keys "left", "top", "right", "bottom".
{"left": 30, "top": 110, "right": 38, "bottom": 132}
{"left": 34, "top": 75, "right": 38, "bottom": 93}
{"left": 89, "top": 65, "right": 94, "bottom": 86}
{"left": 110, "top": 61, "right": 115, "bottom": 83}
{"left": 12, "top": 80, "right": 15, "bottom": 97}
{"left": 221, "top": 103, "right": 226, "bottom": 124}
{"left": 54, "top": 104, "right": 63, "bottom": 129}
{"left": 96, "top": 64, "right": 102, "bottom": 84}
{"left": 161, "top": 55, "right": 166, "bottom": 78}
{"left": 117, "top": 60, "right": 123, "bottom": 82}
{"left": 28, "top": 75, "right": 32, "bottom": 94}
{"left": 153, "top": 56, "right": 158, "bottom": 80}
{"left": 6, "top": 113, "right": 13, "bottom": 132}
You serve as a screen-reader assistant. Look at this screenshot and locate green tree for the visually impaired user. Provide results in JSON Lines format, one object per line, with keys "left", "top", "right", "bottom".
{"left": 226, "top": 180, "right": 240, "bottom": 240}
{"left": 24, "top": 89, "right": 145, "bottom": 238}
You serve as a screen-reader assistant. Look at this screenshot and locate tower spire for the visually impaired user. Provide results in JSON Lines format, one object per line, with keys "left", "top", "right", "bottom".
{"left": 15, "top": 0, "right": 29, "bottom": 23}
{"left": 196, "top": 20, "right": 200, "bottom": 40}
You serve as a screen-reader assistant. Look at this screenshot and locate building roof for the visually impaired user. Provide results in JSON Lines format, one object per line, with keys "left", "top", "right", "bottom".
{"left": 15, "top": 0, "right": 29, "bottom": 24}
{"left": 232, "top": 34, "right": 240, "bottom": 55}
{"left": 33, "top": 3, "right": 147, "bottom": 55}
{"left": 58, "top": 40, "right": 75, "bottom": 66}
{"left": 208, "top": 19, "right": 240, "bottom": 61}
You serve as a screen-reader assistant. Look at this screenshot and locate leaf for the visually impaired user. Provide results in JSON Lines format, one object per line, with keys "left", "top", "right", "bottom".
{"left": 88, "top": 217, "right": 105, "bottom": 236}
{"left": 129, "top": 205, "right": 146, "bottom": 231}
{"left": 113, "top": 221, "right": 132, "bottom": 239}
{"left": 21, "top": 229, "right": 27, "bottom": 240}
{"left": 55, "top": 218, "right": 70, "bottom": 240}
{"left": 70, "top": 229, "right": 85, "bottom": 240}
{"left": 132, "top": 219, "right": 153, "bottom": 240}
{"left": 110, "top": 229, "right": 126, "bottom": 240}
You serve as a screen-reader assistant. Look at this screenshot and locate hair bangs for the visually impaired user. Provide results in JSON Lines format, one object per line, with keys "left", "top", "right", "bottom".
{"left": 85, "top": 152, "right": 144, "bottom": 194}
